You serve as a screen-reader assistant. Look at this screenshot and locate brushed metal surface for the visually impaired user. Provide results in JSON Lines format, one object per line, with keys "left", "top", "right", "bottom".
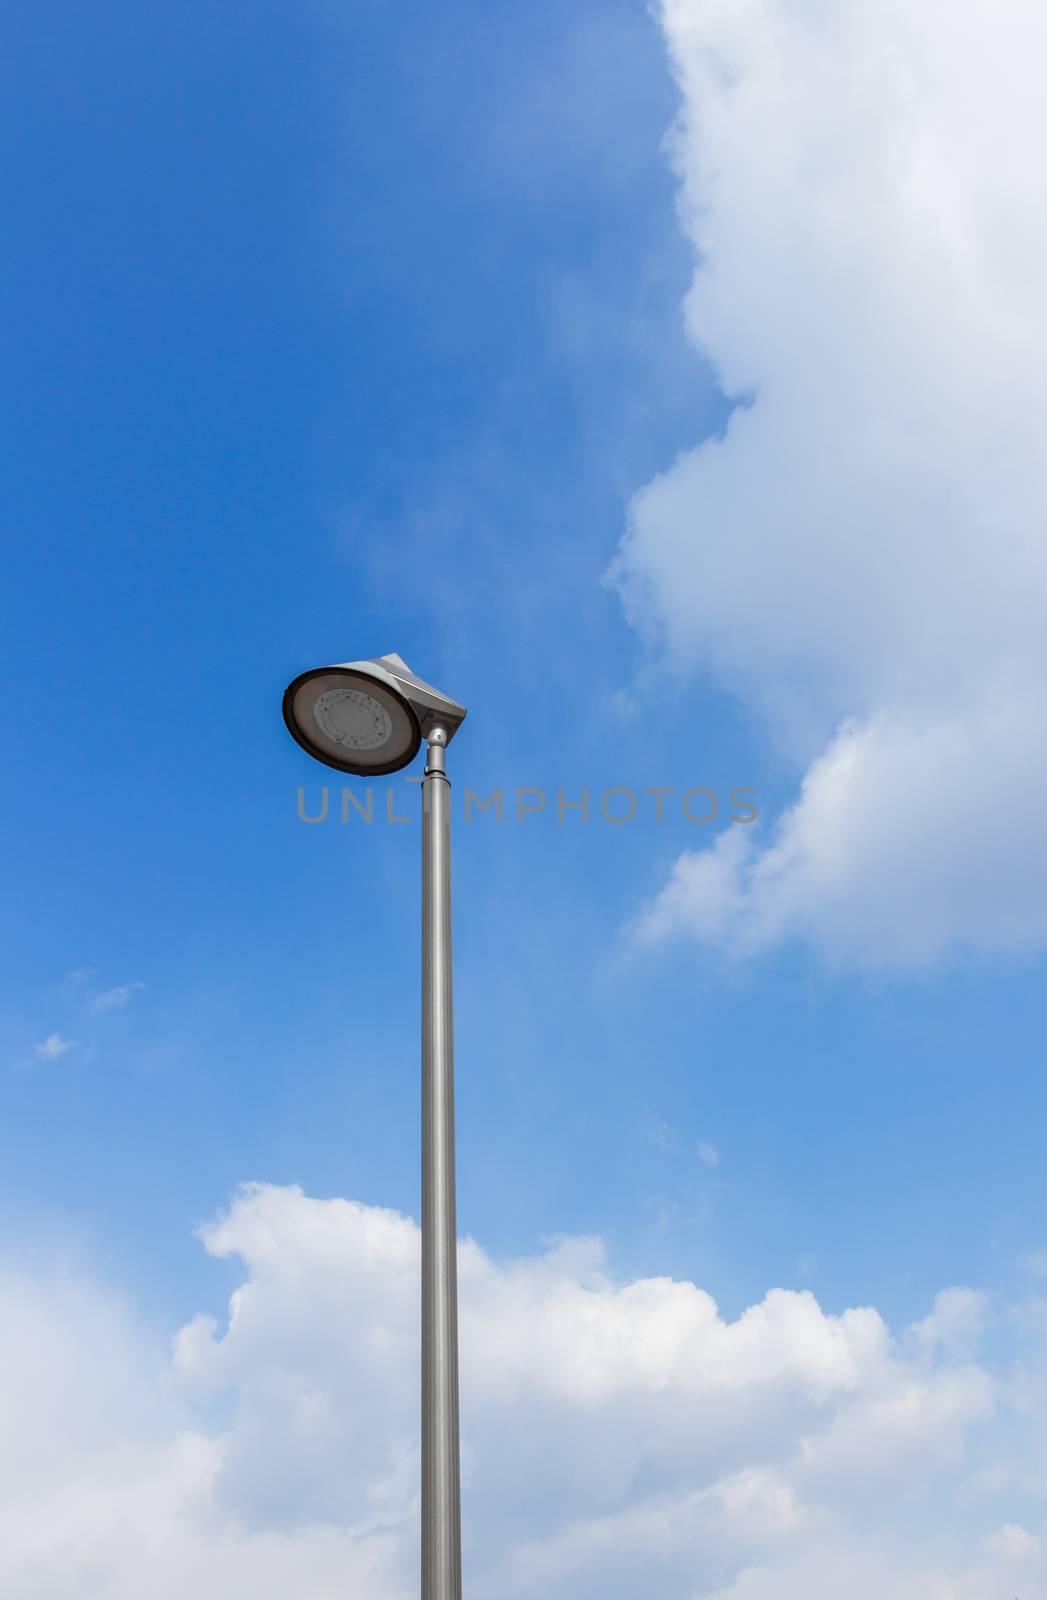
{"left": 422, "top": 732, "right": 462, "bottom": 1600}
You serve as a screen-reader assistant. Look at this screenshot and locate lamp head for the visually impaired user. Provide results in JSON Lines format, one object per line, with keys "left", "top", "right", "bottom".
{"left": 282, "top": 653, "right": 466, "bottom": 776}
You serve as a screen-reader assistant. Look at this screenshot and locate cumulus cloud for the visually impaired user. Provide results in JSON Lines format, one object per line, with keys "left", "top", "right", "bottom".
{"left": 2, "top": 1184, "right": 1047, "bottom": 1596}
{"left": 613, "top": 0, "right": 1047, "bottom": 967}
{"left": 982, "top": 1521, "right": 1039, "bottom": 1562}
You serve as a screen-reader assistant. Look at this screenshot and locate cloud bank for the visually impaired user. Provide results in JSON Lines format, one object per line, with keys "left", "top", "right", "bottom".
{"left": 3, "top": 1183, "right": 1047, "bottom": 1596}
{"left": 614, "top": 0, "right": 1047, "bottom": 967}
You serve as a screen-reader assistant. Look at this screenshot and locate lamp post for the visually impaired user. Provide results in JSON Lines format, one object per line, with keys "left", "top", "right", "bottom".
{"left": 283, "top": 652, "right": 467, "bottom": 1600}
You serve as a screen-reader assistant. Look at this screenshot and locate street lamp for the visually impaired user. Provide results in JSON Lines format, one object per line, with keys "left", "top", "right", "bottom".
{"left": 283, "top": 651, "right": 468, "bottom": 1600}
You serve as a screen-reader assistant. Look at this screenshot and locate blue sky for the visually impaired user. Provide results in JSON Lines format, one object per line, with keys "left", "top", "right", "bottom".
{"left": 5, "top": 2, "right": 1047, "bottom": 1595}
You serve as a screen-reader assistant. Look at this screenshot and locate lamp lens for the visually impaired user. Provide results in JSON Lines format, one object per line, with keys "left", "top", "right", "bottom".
{"left": 313, "top": 686, "right": 393, "bottom": 752}
{"left": 286, "top": 669, "right": 419, "bottom": 773}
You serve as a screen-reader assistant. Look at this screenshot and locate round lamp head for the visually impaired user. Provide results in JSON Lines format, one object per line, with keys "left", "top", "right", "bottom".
{"left": 283, "top": 665, "right": 422, "bottom": 776}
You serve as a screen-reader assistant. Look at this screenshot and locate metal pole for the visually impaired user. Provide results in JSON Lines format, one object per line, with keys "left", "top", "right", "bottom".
{"left": 421, "top": 726, "right": 462, "bottom": 1600}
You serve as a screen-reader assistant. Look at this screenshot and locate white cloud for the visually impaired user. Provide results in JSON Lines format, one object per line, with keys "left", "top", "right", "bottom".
{"left": 613, "top": 0, "right": 1047, "bottom": 968}
{"left": 2, "top": 1183, "right": 1047, "bottom": 1596}
{"left": 647, "top": 1116, "right": 679, "bottom": 1150}
{"left": 35, "top": 1033, "right": 74, "bottom": 1060}
{"left": 697, "top": 1140, "right": 719, "bottom": 1167}
{"left": 982, "top": 1521, "right": 1039, "bottom": 1561}
{"left": 92, "top": 982, "right": 144, "bottom": 1014}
